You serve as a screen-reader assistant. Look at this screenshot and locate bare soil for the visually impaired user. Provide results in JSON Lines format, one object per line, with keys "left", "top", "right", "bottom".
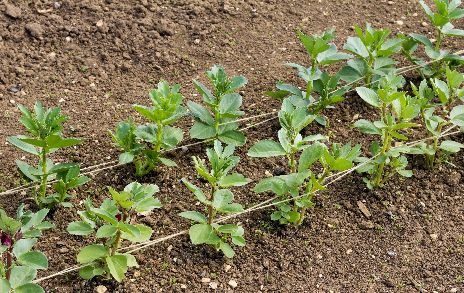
{"left": 0, "top": 0, "right": 463, "bottom": 292}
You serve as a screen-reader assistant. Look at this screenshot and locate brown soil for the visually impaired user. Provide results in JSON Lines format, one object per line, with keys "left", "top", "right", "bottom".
{"left": 1, "top": 0, "right": 463, "bottom": 292}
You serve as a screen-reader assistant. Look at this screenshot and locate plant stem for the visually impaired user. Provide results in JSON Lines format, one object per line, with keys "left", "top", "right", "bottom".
{"left": 365, "top": 56, "right": 375, "bottom": 86}
{"left": 5, "top": 244, "right": 13, "bottom": 280}
{"left": 435, "top": 30, "right": 442, "bottom": 51}
{"left": 207, "top": 184, "right": 218, "bottom": 225}
{"left": 430, "top": 123, "right": 444, "bottom": 169}
{"left": 373, "top": 133, "right": 391, "bottom": 188}
{"left": 296, "top": 168, "right": 330, "bottom": 226}
{"left": 155, "top": 122, "right": 163, "bottom": 153}
{"left": 38, "top": 148, "right": 48, "bottom": 205}
{"left": 110, "top": 211, "right": 127, "bottom": 256}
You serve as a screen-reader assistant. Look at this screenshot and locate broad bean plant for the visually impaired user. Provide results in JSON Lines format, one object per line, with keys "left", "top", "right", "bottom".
{"left": 340, "top": 23, "right": 403, "bottom": 86}
{"left": 112, "top": 80, "right": 187, "bottom": 176}
{"left": 179, "top": 141, "right": 249, "bottom": 258}
{"left": 0, "top": 206, "right": 54, "bottom": 293}
{"left": 248, "top": 99, "right": 360, "bottom": 224}
{"left": 188, "top": 65, "right": 248, "bottom": 146}
{"left": 354, "top": 74, "right": 422, "bottom": 189}
{"left": 8, "top": 102, "right": 87, "bottom": 208}
{"left": 401, "top": 0, "right": 464, "bottom": 77}
{"left": 412, "top": 68, "right": 464, "bottom": 167}
{"left": 267, "top": 29, "right": 351, "bottom": 126}
{"left": 67, "top": 182, "right": 161, "bottom": 281}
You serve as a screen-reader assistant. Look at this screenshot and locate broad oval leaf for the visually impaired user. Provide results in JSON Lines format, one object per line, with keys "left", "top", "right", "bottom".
{"left": 178, "top": 211, "right": 207, "bottom": 223}
{"left": 247, "top": 140, "right": 286, "bottom": 157}
{"left": 17, "top": 251, "right": 48, "bottom": 270}
{"left": 356, "top": 87, "right": 381, "bottom": 107}
{"left": 67, "top": 221, "right": 94, "bottom": 236}
{"left": 77, "top": 244, "right": 108, "bottom": 264}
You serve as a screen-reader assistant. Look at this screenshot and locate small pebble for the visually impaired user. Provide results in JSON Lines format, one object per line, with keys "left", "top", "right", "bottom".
{"left": 201, "top": 277, "right": 211, "bottom": 283}
{"left": 228, "top": 280, "right": 238, "bottom": 288}
{"left": 387, "top": 250, "right": 397, "bottom": 257}
{"left": 95, "top": 285, "right": 107, "bottom": 293}
{"left": 5, "top": 3, "right": 22, "bottom": 18}
{"left": 209, "top": 282, "right": 218, "bottom": 289}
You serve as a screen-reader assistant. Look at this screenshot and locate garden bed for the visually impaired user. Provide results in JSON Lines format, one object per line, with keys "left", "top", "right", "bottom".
{"left": 0, "top": 0, "right": 463, "bottom": 292}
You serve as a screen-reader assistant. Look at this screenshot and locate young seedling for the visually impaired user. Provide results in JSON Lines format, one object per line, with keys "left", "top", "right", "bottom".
{"left": 248, "top": 98, "right": 323, "bottom": 172}
{"left": 188, "top": 65, "right": 248, "bottom": 146}
{"left": 67, "top": 182, "right": 161, "bottom": 282}
{"left": 0, "top": 206, "right": 54, "bottom": 293}
{"left": 266, "top": 29, "right": 352, "bottom": 126}
{"left": 112, "top": 80, "right": 187, "bottom": 176}
{"left": 7, "top": 102, "right": 86, "bottom": 208}
{"left": 248, "top": 98, "right": 360, "bottom": 224}
{"left": 401, "top": 0, "right": 464, "bottom": 77}
{"left": 340, "top": 23, "right": 403, "bottom": 86}
{"left": 179, "top": 140, "right": 249, "bottom": 258}
{"left": 411, "top": 68, "right": 464, "bottom": 167}
{"left": 253, "top": 142, "right": 361, "bottom": 225}
{"left": 354, "top": 74, "right": 422, "bottom": 189}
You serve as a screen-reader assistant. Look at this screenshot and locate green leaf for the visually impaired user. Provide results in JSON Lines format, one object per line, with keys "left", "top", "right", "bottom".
{"left": 219, "top": 93, "right": 242, "bottom": 114}
{"left": 178, "top": 211, "right": 208, "bottom": 223}
{"left": 187, "top": 101, "right": 215, "bottom": 125}
{"left": 16, "top": 160, "right": 39, "bottom": 182}
{"left": 77, "top": 245, "right": 108, "bottom": 264}
{"left": 96, "top": 225, "right": 118, "bottom": 238}
{"left": 9, "top": 266, "right": 36, "bottom": 288}
{"left": 344, "top": 36, "right": 369, "bottom": 58}
{"left": 133, "top": 196, "right": 162, "bottom": 213}
{"left": 354, "top": 119, "right": 382, "bottom": 135}
{"left": 356, "top": 87, "right": 381, "bottom": 107}
{"left": 0, "top": 280, "right": 10, "bottom": 292}
{"left": 15, "top": 283, "right": 45, "bottom": 293}
{"left": 119, "top": 152, "right": 134, "bottom": 164}
{"left": 67, "top": 221, "right": 94, "bottom": 236}
{"left": 218, "top": 130, "right": 246, "bottom": 146}
{"left": 212, "top": 189, "right": 234, "bottom": 210}
{"left": 13, "top": 239, "right": 37, "bottom": 258}
{"left": 162, "top": 126, "right": 183, "bottom": 149}
{"left": 219, "top": 241, "right": 235, "bottom": 258}
{"left": 247, "top": 140, "right": 286, "bottom": 157}
{"left": 159, "top": 157, "right": 177, "bottom": 167}
{"left": 218, "top": 173, "right": 250, "bottom": 187}
{"left": 17, "top": 251, "right": 48, "bottom": 270}
{"left": 46, "top": 135, "right": 81, "bottom": 150}
{"left": 189, "top": 223, "right": 220, "bottom": 245}
{"left": 7, "top": 136, "right": 39, "bottom": 155}
{"left": 121, "top": 224, "right": 152, "bottom": 243}
{"left": 229, "top": 75, "right": 247, "bottom": 91}
{"left": 439, "top": 140, "right": 464, "bottom": 153}
{"left": 79, "top": 264, "right": 105, "bottom": 280}
{"left": 193, "top": 80, "right": 216, "bottom": 104}
{"left": 190, "top": 121, "right": 216, "bottom": 139}
{"left": 106, "top": 255, "right": 128, "bottom": 282}
{"left": 182, "top": 179, "right": 208, "bottom": 204}
{"left": 298, "top": 143, "right": 324, "bottom": 172}
{"left": 231, "top": 235, "right": 246, "bottom": 247}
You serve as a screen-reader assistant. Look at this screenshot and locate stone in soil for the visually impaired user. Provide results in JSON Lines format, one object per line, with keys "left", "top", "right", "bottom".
{"left": 5, "top": 3, "right": 21, "bottom": 18}
{"left": 25, "top": 23, "right": 44, "bottom": 38}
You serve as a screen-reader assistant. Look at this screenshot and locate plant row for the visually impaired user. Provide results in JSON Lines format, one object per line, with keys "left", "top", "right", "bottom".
{"left": 1, "top": 1, "right": 464, "bottom": 291}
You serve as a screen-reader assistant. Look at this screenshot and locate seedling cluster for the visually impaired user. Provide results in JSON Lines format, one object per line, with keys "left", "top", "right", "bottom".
{"left": 1, "top": 0, "right": 463, "bottom": 287}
